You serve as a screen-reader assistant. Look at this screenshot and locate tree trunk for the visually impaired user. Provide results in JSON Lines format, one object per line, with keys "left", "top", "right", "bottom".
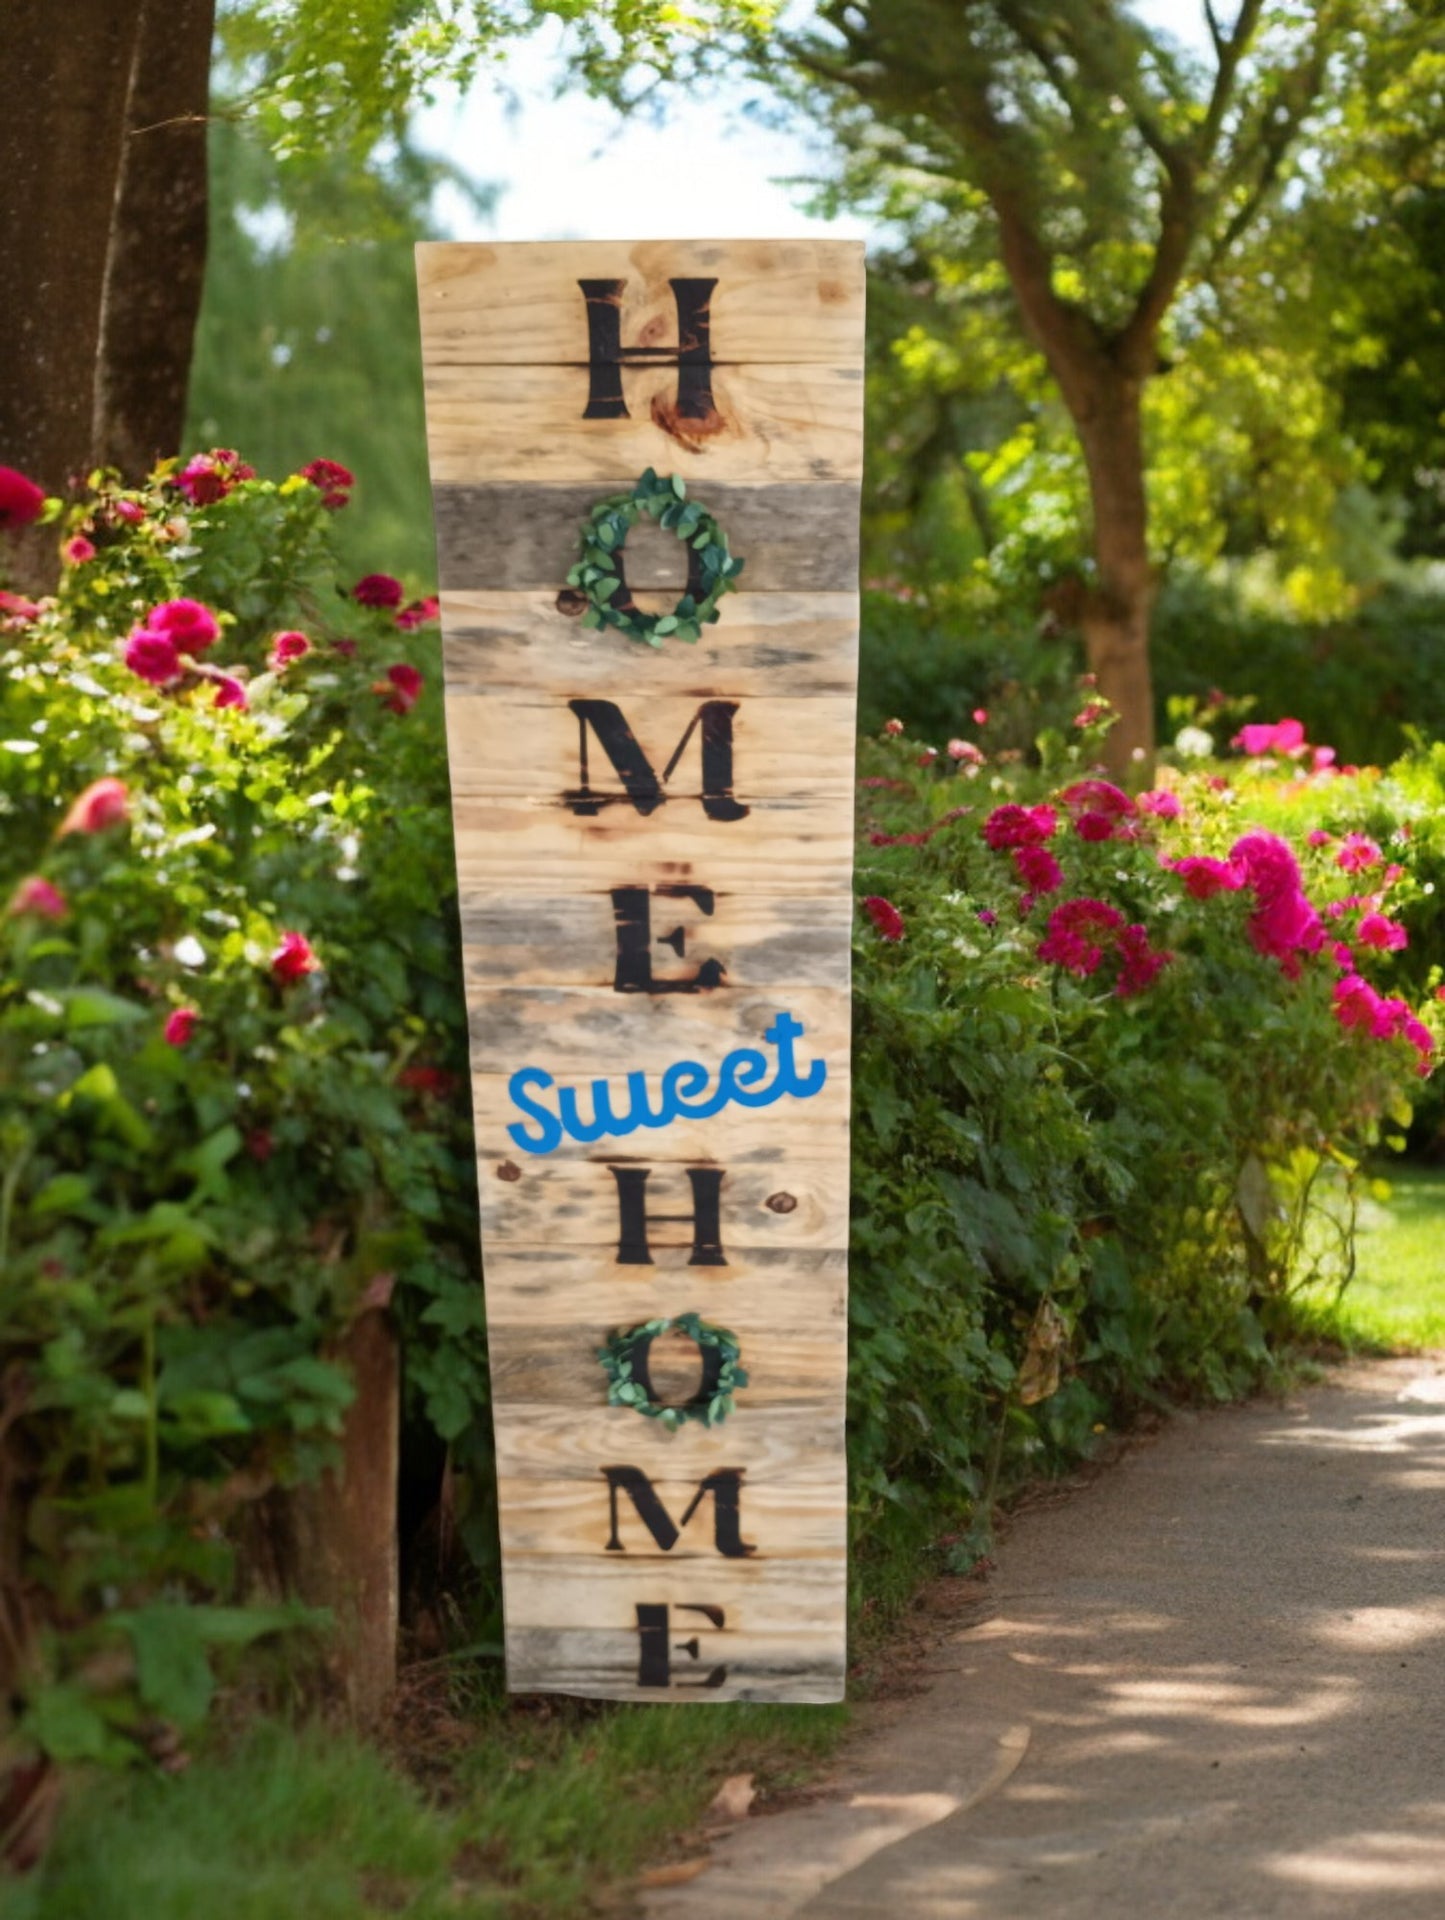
{"left": 94, "top": 0, "right": 216, "bottom": 480}
{"left": 1075, "top": 373, "right": 1157, "bottom": 777}
{"left": 278, "top": 1312, "right": 400, "bottom": 1723}
{"left": 0, "top": 2, "right": 145, "bottom": 591}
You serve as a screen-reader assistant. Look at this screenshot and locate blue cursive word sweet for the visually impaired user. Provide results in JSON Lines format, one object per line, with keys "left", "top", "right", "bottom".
{"left": 505, "top": 1011, "right": 827, "bottom": 1156}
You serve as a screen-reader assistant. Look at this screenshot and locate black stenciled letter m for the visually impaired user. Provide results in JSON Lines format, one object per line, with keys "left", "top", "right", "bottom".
{"left": 563, "top": 700, "right": 748, "bottom": 822}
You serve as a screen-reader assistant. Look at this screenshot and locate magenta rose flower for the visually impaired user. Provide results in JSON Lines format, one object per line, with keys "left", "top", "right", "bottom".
{"left": 1038, "top": 898, "right": 1126, "bottom": 976}
{"left": 394, "top": 595, "right": 439, "bottom": 631}
{"left": 124, "top": 629, "right": 183, "bottom": 686}
{"left": 0, "top": 466, "right": 46, "bottom": 528}
{"left": 58, "top": 777, "right": 129, "bottom": 836}
{"left": 147, "top": 598, "right": 220, "bottom": 653}
{"left": 269, "top": 629, "right": 310, "bottom": 669}
{"left": 164, "top": 1007, "right": 200, "bottom": 1047}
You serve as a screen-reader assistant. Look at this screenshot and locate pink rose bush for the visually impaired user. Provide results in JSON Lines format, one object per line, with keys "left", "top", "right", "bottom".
{"left": 1, "top": 452, "right": 475, "bottom": 1768}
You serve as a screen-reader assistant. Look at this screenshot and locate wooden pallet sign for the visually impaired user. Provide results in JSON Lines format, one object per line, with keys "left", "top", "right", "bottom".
{"left": 416, "top": 239, "right": 864, "bottom": 1701}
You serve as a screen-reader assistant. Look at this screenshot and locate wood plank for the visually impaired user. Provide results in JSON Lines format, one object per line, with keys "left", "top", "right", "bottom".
{"left": 420, "top": 239, "right": 862, "bottom": 1705}
{"left": 433, "top": 481, "right": 860, "bottom": 593}
{"left": 504, "top": 1629, "right": 845, "bottom": 1705}
{"left": 477, "top": 1152, "right": 851, "bottom": 1256}
{"left": 416, "top": 239, "right": 865, "bottom": 366}
{"left": 444, "top": 691, "right": 856, "bottom": 802}
{"left": 499, "top": 1554, "right": 846, "bottom": 1629}
{"left": 441, "top": 592, "right": 859, "bottom": 696}
{"left": 485, "top": 1244, "right": 844, "bottom": 1320}
{"left": 421, "top": 361, "right": 864, "bottom": 487}
{"left": 494, "top": 1475, "right": 847, "bottom": 1557}
{"left": 490, "top": 1403, "right": 844, "bottom": 1487}
{"left": 487, "top": 1325, "right": 845, "bottom": 1414}
{"left": 459, "top": 891, "right": 854, "bottom": 990}
{"left": 452, "top": 795, "right": 856, "bottom": 895}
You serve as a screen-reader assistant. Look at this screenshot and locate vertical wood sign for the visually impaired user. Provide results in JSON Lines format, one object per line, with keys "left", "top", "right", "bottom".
{"left": 416, "top": 239, "right": 864, "bottom": 1701}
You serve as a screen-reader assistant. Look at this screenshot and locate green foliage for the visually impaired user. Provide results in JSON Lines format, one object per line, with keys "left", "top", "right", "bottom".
{"left": 186, "top": 109, "right": 478, "bottom": 581}
{"left": 845, "top": 714, "right": 1437, "bottom": 1545}
{"left": 0, "top": 458, "right": 485, "bottom": 1767}
{"left": 16, "top": 1699, "right": 843, "bottom": 1919}
{"left": 1152, "top": 573, "right": 1445, "bottom": 769}
{"left": 858, "top": 585, "right": 1078, "bottom": 747}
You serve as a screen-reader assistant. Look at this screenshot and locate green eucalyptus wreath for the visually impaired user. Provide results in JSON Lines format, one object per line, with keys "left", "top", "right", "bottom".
{"left": 568, "top": 468, "right": 744, "bottom": 648}
{"left": 596, "top": 1311, "right": 749, "bottom": 1431}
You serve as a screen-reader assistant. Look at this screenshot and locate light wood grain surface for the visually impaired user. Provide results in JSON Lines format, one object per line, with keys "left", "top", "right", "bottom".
{"left": 421, "top": 238, "right": 861, "bottom": 1702}
{"left": 441, "top": 592, "right": 859, "bottom": 696}
{"left": 416, "top": 239, "right": 865, "bottom": 366}
{"left": 422, "top": 361, "right": 864, "bottom": 487}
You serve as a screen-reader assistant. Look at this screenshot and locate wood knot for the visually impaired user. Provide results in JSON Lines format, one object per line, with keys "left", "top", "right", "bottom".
{"left": 496, "top": 1161, "right": 522, "bottom": 1183}
{"left": 555, "top": 589, "right": 588, "bottom": 617}
{"left": 765, "top": 1192, "right": 797, "bottom": 1214}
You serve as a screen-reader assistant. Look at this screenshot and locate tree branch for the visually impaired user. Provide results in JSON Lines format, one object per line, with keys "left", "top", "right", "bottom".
{"left": 1199, "top": 0, "right": 1266, "bottom": 164}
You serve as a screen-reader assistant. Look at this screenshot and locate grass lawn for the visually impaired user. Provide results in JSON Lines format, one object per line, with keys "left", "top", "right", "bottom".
{"left": 14, "top": 1692, "right": 846, "bottom": 1920}
{"left": 1296, "top": 1161, "right": 1445, "bottom": 1352}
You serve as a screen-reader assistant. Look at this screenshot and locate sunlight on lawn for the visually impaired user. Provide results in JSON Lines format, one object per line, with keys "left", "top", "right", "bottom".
{"left": 1306, "top": 1166, "right": 1445, "bottom": 1353}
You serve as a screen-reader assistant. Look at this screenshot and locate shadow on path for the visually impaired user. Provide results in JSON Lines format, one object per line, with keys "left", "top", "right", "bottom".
{"left": 646, "top": 1359, "right": 1445, "bottom": 1919}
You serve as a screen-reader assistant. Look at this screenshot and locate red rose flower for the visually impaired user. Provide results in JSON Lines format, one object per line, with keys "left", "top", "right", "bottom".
{"left": 7, "top": 875, "right": 67, "bottom": 920}
{"left": 298, "top": 458, "right": 355, "bottom": 509}
{"left": 353, "top": 573, "right": 404, "bottom": 609}
{"left": 58, "top": 777, "right": 129, "bottom": 836}
{"left": 394, "top": 595, "right": 439, "bottom": 631}
{"left": 271, "top": 931, "right": 319, "bottom": 983}
{"left": 379, "top": 662, "right": 423, "bottom": 713}
{"left": 0, "top": 466, "right": 46, "bottom": 528}
{"left": 63, "top": 535, "right": 96, "bottom": 565}
{"left": 861, "top": 895, "right": 905, "bottom": 941}
{"left": 176, "top": 448, "right": 255, "bottom": 506}
{"left": 0, "top": 589, "right": 42, "bottom": 625}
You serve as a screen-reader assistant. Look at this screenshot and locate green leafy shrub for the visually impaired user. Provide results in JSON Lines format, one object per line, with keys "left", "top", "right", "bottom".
{"left": 1152, "top": 571, "right": 1445, "bottom": 769}
{"left": 1, "top": 457, "right": 486, "bottom": 1765}
{"left": 858, "top": 584, "right": 1079, "bottom": 748}
{"left": 847, "top": 709, "right": 1438, "bottom": 1558}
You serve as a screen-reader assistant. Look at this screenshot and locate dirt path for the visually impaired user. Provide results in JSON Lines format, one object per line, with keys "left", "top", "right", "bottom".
{"left": 643, "top": 1358, "right": 1445, "bottom": 1918}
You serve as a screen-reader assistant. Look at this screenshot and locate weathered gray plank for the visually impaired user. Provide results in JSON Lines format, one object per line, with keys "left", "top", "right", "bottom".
{"left": 458, "top": 892, "right": 854, "bottom": 991}
{"left": 433, "top": 482, "right": 860, "bottom": 593}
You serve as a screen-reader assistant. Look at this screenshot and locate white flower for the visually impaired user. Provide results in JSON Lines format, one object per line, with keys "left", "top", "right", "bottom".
{"left": 1174, "top": 725, "right": 1215, "bottom": 759}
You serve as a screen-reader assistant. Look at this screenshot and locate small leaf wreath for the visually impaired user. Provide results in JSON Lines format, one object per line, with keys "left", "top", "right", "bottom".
{"left": 568, "top": 468, "right": 744, "bottom": 648}
{"left": 596, "top": 1311, "right": 749, "bottom": 1431}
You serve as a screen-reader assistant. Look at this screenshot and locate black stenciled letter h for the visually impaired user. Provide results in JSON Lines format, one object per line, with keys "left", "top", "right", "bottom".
{"left": 578, "top": 278, "right": 717, "bottom": 420}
